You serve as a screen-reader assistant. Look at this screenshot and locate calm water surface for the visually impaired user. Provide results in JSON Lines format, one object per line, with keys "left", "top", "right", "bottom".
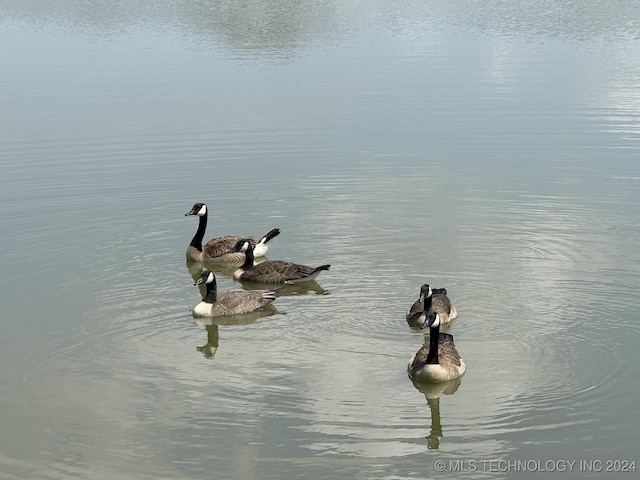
{"left": 1, "top": 1, "right": 639, "bottom": 479}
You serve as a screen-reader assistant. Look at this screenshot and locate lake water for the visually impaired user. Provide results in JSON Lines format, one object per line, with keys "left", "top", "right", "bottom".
{"left": 1, "top": 1, "right": 639, "bottom": 479}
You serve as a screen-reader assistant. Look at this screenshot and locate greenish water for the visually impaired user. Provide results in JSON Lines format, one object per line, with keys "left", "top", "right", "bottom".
{"left": 1, "top": 1, "right": 639, "bottom": 479}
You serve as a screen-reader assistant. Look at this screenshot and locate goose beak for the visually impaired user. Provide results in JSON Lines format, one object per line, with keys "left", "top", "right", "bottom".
{"left": 185, "top": 209, "right": 196, "bottom": 216}
{"left": 195, "top": 278, "right": 204, "bottom": 286}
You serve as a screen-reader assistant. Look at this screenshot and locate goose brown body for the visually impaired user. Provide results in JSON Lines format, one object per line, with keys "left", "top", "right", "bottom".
{"left": 431, "top": 292, "right": 457, "bottom": 323}
{"left": 228, "top": 239, "right": 330, "bottom": 284}
{"left": 406, "top": 284, "right": 454, "bottom": 327}
{"left": 193, "top": 269, "right": 280, "bottom": 317}
{"left": 408, "top": 310, "right": 466, "bottom": 383}
{"left": 185, "top": 203, "right": 279, "bottom": 263}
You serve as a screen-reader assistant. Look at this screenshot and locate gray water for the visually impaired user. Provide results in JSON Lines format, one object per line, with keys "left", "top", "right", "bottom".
{"left": 1, "top": 1, "right": 639, "bottom": 479}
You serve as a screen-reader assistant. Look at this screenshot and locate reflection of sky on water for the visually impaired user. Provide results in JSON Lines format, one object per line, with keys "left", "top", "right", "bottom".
{"left": 3, "top": 1, "right": 640, "bottom": 170}
{"left": 5, "top": 1, "right": 640, "bottom": 42}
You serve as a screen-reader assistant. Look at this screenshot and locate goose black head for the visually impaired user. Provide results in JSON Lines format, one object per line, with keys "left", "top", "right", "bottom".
{"left": 186, "top": 203, "right": 207, "bottom": 217}
{"left": 419, "top": 310, "right": 440, "bottom": 329}
{"left": 195, "top": 269, "right": 215, "bottom": 286}
{"left": 227, "top": 238, "right": 254, "bottom": 254}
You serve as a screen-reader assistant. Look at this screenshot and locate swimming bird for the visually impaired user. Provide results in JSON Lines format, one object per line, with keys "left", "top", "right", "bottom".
{"left": 406, "top": 284, "right": 454, "bottom": 327}
{"left": 407, "top": 309, "right": 466, "bottom": 383}
{"left": 185, "top": 202, "right": 280, "bottom": 263}
{"left": 192, "top": 269, "right": 281, "bottom": 317}
{"left": 227, "top": 239, "right": 330, "bottom": 284}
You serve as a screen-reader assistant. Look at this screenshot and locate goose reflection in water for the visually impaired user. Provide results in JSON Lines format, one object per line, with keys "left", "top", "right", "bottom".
{"left": 234, "top": 278, "right": 329, "bottom": 297}
{"left": 411, "top": 376, "right": 463, "bottom": 449}
{"left": 194, "top": 308, "right": 277, "bottom": 359}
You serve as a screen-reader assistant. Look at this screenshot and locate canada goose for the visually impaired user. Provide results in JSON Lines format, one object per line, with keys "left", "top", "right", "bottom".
{"left": 227, "top": 239, "right": 330, "bottom": 284}
{"left": 185, "top": 202, "right": 280, "bottom": 263}
{"left": 406, "top": 284, "right": 453, "bottom": 327}
{"left": 192, "top": 269, "right": 281, "bottom": 317}
{"left": 407, "top": 310, "right": 466, "bottom": 383}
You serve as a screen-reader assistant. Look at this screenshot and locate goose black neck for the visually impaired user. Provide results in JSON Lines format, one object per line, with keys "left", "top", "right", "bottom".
{"left": 190, "top": 212, "right": 207, "bottom": 251}
{"left": 426, "top": 323, "right": 440, "bottom": 364}
{"left": 423, "top": 295, "right": 433, "bottom": 310}
{"left": 239, "top": 243, "right": 255, "bottom": 269}
{"left": 203, "top": 277, "right": 217, "bottom": 303}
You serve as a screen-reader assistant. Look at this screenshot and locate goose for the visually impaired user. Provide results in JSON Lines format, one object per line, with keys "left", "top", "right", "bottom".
{"left": 227, "top": 239, "right": 330, "bottom": 284}
{"left": 407, "top": 309, "right": 466, "bottom": 383}
{"left": 192, "top": 269, "right": 281, "bottom": 317}
{"left": 185, "top": 202, "right": 280, "bottom": 263}
{"left": 406, "top": 284, "right": 454, "bottom": 327}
